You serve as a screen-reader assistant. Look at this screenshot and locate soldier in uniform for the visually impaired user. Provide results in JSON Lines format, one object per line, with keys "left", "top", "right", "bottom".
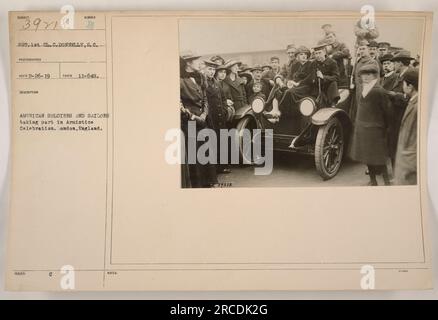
{"left": 325, "top": 32, "right": 351, "bottom": 88}
{"left": 312, "top": 43, "right": 340, "bottom": 106}
{"left": 180, "top": 52, "right": 218, "bottom": 188}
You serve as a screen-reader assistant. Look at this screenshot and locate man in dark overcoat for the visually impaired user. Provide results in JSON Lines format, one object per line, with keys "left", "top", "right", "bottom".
{"left": 386, "top": 50, "right": 416, "bottom": 166}
{"left": 379, "top": 53, "right": 397, "bottom": 90}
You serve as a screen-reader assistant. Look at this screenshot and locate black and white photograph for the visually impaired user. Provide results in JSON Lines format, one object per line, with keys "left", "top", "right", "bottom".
{"left": 179, "top": 17, "right": 422, "bottom": 188}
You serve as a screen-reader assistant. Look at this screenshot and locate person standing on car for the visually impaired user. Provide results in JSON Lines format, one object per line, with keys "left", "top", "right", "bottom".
{"left": 349, "top": 64, "right": 392, "bottom": 186}
{"left": 180, "top": 52, "right": 218, "bottom": 188}
{"left": 204, "top": 59, "right": 232, "bottom": 174}
{"left": 324, "top": 32, "right": 351, "bottom": 88}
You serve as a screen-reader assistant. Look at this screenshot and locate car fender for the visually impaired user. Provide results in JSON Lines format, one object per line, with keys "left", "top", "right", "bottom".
{"left": 311, "top": 107, "right": 351, "bottom": 127}
{"left": 234, "top": 104, "right": 254, "bottom": 120}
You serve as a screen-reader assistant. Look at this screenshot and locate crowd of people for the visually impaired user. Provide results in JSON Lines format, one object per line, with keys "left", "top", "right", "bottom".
{"left": 180, "top": 22, "right": 420, "bottom": 188}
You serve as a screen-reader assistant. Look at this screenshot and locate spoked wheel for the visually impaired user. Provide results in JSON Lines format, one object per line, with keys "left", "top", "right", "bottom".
{"left": 236, "top": 116, "right": 259, "bottom": 165}
{"left": 314, "top": 117, "right": 344, "bottom": 180}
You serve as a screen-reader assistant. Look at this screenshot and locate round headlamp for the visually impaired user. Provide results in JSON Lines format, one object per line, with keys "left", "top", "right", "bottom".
{"left": 251, "top": 97, "right": 265, "bottom": 114}
{"left": 299, "top": 98, "right": 316, "bottom": 116}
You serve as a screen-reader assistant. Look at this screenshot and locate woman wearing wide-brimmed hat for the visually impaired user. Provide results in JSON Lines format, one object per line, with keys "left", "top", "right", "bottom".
{"left": 204, "top": 59, "right": 232, "bottom": 174}
{"left": 222, "top": 59, "right": 248, "bottom": 112}
{"left": 179, "top": 51, "right": 217, "bottom": 188}
{"left": 214, "top": 61, "right": 235, "bottom": 123}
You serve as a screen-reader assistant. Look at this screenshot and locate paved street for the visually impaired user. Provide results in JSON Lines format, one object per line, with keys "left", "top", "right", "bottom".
{"left": 217, "top": 152, "right": 378, "bottom": 188}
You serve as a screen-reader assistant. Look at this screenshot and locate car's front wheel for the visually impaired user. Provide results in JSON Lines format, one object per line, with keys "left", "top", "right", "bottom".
{"left": 236, "top": 116, "right": 259, "bottom": 165}
{"left": 314, "top": 117, "right": 344, "bottom": 180}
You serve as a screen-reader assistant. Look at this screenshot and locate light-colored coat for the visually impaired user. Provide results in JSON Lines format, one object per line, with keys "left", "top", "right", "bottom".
{"left": 394, "top": 94, "right": 418, "bottom": 185}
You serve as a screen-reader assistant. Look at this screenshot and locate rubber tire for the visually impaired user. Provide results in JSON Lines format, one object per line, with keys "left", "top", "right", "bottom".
{"left": 314, "top": 117, "right": 344, "bottom": 180}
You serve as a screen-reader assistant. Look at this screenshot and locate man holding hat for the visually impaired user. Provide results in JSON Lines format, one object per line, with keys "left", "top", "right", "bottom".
{"left": 349, "top": 64, "right": 392, "bottom": 186}
{"left": 394, "top": 69, "right": 419, "bottom": 185}
{"left": 180, "top": 51, "right": 218, "bottom": 188}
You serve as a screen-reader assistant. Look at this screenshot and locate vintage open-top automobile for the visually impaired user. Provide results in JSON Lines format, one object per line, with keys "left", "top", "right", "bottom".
{"left": 233, "top": 83, "right": 354, "bottom": 180}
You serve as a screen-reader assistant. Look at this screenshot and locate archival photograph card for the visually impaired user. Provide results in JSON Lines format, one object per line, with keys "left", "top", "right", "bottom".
{"left": 5, "top": 10, "right": 433, "bottom": 291}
